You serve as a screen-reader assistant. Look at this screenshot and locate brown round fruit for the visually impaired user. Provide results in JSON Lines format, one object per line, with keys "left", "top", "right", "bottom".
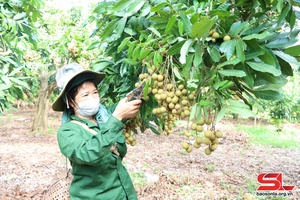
{"left": 195, "top": 137, "right": 202, "bottom": 144}
{"left": 186, "top": 146, "right": 193, "bottom": 153}
{"left": 204, "top": 137, "right": 211, "bottom": 145}
{"left": 212, "top": 32, "right": 220, "bottom": 38}
{"left": 184, "top": 131, "right": 191, "bottom": 137}
{"left": 210, "top": 144, "right": 218, "bottom": 151}
{"left": 196, "top": 125, "right": 204, "bottom": 132}
{"left": 223, "top": 35, "right": 231, "bottom": 41}
{"left": 190, "top": 123, "right": 197, "bottom": 130}
{"left": 215, "top": 130, "right": 223, "bottom": 138}
{"left": 204, "top": 130, "right": 212, "bottom": 138}
{"left": 194, "top": 142, "right": 201, "bottom": 148}
{"left": 205, "top": 147, "right": 212, "bottom": 155}
{"left": 181, "top": 141, "right": 189, "bottom": 149}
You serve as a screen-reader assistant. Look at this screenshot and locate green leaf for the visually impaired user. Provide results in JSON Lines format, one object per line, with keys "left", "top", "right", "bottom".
{"left": 246, "top": 62, "right": 281, "bottom": 76}
{"left": 101, "top": 19, "right": 119, "bottom": 40}
{"left": 140, "top": 48, "right": 151, "bottom": 59}
{"left": 10, "top": 77, "right": 29, "bottom": 89}
{"left": 228, "top": 99, "right": 250, "bottom": 108}
{"left": 217, "top": 58, "right": 240, "bottom": 69}
{"left": 132, "top": 46, "right": 140, "bottom": 61}
{"left": 93, "top": 1, "right": 113, "bottom": 14}
{"left": 87, "top": 41, "right": 100, "bottom": 50}
{"left": 193, "top": 43, "right": 203, "bottom": 67}
{"left": 123, "top": 0, "right": 146, "bottom": 18}
{"left": 108, "top": 0, "right": 134, "bottom": 15}
{"left": 242, "top": 32, "right": 274, "bottom": 41}
{"left": 277, "top": 57, "right": 293, "bottom": 76}
{"left": 178, "top": 20, "right": 184, "bottom": 36}
{"left": 123, "top": 58, "right": 139, "bottom": 65}
{"left": 220, "top": 40, "right": 236, "bottom": 60}
{"left": 179, "top": 39, "right": 195, "bottom": 64}
{"left": 210, "top": 9, "right": 237, "bottom": 20}
{"left": 165, "top": 15, "right": 177, "bottom": 34}
{"left": 151, "top": 2, "right": 168, "bottom": 12}
{"left": 117, "top": 37, "right": 131, "bottom": 53}
{"left": 245, "top": 49, "right": 264, "bottom": 60}
{"left": 114, "top": 17, "right": 127, "bottom": 40}
{"left": 214, "top": 80, "right": 232, "bottom": 90}
{"left": 167, "top": 40, "right": 185, "bottom": 55}
{"left": 273, "top": 50, "right": 300, "bottom": 67}
{"left": 286, "top": 8, "right": 296, "bottom": 29}
{"left": 257, "top": 72, "right": 288, "bottom": 84}
{"left": 283, "top": 45, "right": 300, "bottom": 56}
{"left": 216, "top": 107, "right": 226, "bottom": 123}
{"left": 147, "top": 27, "right": 161, "bottom": 38}
{"left": 173, "top": 67, "right": 183, "bottom": 80}
{"left": 241, "top": 65, "right": 254, "bottom": 89}
{"left": 227, "top": 105, "right": 254, "bottom": 117}
{"left": 277, "top": 3, "right": 291, "bottom": 25}
{"left": 227, "top": 99, "right": 254, "bottom": 117}
{"left": 259, "top": 48, "right": 276, "bottom": 66}
{"left": 93, "top": 61, "right": 113, "bottom": 71}
{"left": 140, "top": 2, "right": 151, "bottom": 17}
{"left": 179, "top": 11, "right": 192, "bottom": 37}
{"left": 13, "top": 12, "right": 26, "bottom": 20}
{"left": 236, "top": 38, "right": 246, "bottom": 63}
{"left": 153, "top": 52, "right": 162, "bottom": 67}
{"left": 228, "top": 21, "right": 249, "bottom": 38}
{"left": 191, "top": 16, "right": 215, "bottom": 39}
{"left": 218, "top": 69, "right": 246, "bottom": 77}
{"left": 208, "top": 46, "right": 221, "bottom": 62}
{"left": 252, "top": 90, "right": 283, "bottom": 100}
{"left": 199, "top": 100, "right": 213, "bottom": 106}
{"left": 265, "top": 38, "right": 297, "bottom": 49}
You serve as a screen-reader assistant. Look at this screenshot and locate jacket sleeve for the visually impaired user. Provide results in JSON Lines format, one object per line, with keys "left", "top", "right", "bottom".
{"left": 57, "top": 115, "right": 124, "bottom": 166}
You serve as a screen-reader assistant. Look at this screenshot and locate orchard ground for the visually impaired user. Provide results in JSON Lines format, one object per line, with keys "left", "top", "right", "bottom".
{"left": 0, "top": 108, "right": 299, "bottom": 200}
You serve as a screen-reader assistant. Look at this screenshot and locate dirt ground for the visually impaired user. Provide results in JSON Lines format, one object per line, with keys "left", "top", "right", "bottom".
{"left": 0, "top": 109, "right": 299, "bottom": 200}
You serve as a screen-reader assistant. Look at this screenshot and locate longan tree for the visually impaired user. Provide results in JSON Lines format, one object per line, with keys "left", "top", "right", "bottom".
{"left": 89, "top": 0, "right": 300, "bottom": 154}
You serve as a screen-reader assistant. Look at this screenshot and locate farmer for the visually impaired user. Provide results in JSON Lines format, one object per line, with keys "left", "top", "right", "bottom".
{"left": 52, "top": 63, "right": 141, "bottom": 200}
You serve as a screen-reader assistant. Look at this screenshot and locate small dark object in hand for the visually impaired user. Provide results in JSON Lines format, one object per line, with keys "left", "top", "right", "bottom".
{"left": 126, "top": 83, "right": 145, "bottom": 101}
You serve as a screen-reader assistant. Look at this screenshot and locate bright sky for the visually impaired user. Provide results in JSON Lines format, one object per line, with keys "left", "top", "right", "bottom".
{"left": 48, "top": 0, "right": 98, "bottom": 14}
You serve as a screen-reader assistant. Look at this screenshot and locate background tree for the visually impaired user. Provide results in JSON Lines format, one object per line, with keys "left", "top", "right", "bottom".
{"left": 88, "top": 0, "right": 300, "bottom": 149}
{"left": 0, "top": 0, "right": 42, "bottom": 112}
{"left": 27, "top": 4, "right": 100, "bottom": 132}
{"left": 0, "top": 0, "right": 100, "bottom": 132}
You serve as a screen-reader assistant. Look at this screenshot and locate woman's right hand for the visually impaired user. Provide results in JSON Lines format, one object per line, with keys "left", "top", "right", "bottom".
{"left": 112, "top": 98, "right": 142, "bottom": 121}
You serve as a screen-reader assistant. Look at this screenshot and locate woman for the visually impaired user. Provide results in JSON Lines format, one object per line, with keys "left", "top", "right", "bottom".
{"left": 52, "top": 63, "right": 141, "bottom": 200}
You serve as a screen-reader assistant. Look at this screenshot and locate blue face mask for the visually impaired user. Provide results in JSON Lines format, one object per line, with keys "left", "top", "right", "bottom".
{"left": 75, "top": 97, "right": 100, "bottom": 117}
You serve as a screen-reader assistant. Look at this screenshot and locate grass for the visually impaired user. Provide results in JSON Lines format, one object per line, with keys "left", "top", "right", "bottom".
{"left": 128, "top": 170, "right": 147, "bottom": 187}
{"left": 204, "top": 164, "right": 216, "bottom": 172}
{"left": 235, "top": 124, "right": 300, "bottom": 148}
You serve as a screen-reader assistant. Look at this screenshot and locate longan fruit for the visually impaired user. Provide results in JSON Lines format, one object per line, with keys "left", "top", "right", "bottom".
{"left": 181, "top": 141, "right": 189, "bottom": 149}
{"left": 215, "top": 130, "right": 223, "bottom": 138}
{"left": 205, "top": 147, "right": 212, "bottom": 155}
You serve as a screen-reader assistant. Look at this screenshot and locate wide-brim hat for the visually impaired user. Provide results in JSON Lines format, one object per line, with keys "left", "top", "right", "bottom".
{"left": 52, "top": 63, "right": 105, "bottom": 112}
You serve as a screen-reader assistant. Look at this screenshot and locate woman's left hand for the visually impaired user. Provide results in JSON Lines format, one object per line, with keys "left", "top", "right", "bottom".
{"left": 112, "top": 98, "right": 142, "bottom": 121}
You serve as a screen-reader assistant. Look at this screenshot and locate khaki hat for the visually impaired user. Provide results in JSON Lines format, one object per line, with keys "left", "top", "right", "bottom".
{"left": 52, "top": 63, "right": 105, "bottom": 111}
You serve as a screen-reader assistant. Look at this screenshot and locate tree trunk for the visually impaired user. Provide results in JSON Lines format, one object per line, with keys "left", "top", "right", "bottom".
{"left": 31, "top": 70, "right": 56, "bottom": 132}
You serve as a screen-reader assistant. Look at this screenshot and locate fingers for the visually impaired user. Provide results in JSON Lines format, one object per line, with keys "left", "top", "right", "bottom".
{"left": 130, "top": 99, "right": 142, "bottom": 106}
{"left": 113, "top": 98, "right": 142, "bottom": 120}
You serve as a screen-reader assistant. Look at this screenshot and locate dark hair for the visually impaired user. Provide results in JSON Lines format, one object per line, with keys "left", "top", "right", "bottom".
{"left": 66, "top": 79, "right": 97, "bottom": 114}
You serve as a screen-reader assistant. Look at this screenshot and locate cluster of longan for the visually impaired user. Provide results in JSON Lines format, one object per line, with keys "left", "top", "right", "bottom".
{"left": 181, "top": 118, "right": 223, "bottom": 155}
{"left": 209, "top": 29, "right": 231, "bottom": 42}
{"left": 123, "top": 116, "right": 141, "bottom": 146}
{"left": 209, "top": 29, "right": 220, "bottom": 43}
{"left": 138, "top": 71, "right": 196, "bottom": 135}
{"left": 68, "top": 42, "right": 79, "bottom": 57}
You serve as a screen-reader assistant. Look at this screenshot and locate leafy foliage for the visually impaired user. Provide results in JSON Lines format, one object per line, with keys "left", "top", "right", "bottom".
{"left": 90, "top": 0, "right": 300, "bottom": 133}
{"left": 0, "top": 0, "right": 42, "bottom": 112}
